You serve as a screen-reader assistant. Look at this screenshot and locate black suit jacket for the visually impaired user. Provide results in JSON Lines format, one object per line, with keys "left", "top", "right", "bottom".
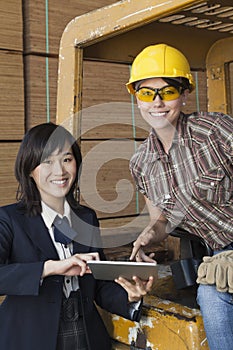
{"left": 0, "top": 203, "right": 141, "bottom": 350}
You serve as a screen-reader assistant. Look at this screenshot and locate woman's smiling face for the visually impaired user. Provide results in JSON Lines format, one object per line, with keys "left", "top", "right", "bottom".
{"left": 30, "top": 141, "right": 76, "bottom": 209}
{"left": 136, "top": 78, "right": 188, "bottom": 130}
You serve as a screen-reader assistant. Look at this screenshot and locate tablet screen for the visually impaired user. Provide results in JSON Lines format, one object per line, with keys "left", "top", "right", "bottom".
{"left": 87, "top": 260, "right": 157, "bottom": 281}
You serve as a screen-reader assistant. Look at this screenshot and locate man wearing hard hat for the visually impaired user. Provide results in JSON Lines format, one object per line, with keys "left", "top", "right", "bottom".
{"left": 128, "top": 43, "right": 233, "bottom": 350}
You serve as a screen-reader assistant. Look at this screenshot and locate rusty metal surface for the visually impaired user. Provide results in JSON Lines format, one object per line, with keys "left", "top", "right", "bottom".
{"left": 100, "top": 294, "right": 209, "bottom": 350}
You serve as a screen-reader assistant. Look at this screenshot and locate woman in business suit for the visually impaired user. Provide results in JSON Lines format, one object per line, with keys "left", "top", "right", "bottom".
{"left": 0, "top": 123, "right": 153, "bottom": 350}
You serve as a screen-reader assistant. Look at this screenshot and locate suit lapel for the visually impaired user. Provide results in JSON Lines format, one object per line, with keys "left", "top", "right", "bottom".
{"left": 18, "top": 213, "right": 59, "bottom": 260}
{"left": 15, "top": 206, "right": 100, "bottom": 257}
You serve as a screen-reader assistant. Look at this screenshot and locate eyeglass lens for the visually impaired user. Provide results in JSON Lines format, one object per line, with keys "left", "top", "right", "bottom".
{"left": 135, "top": 85, "right": 181, "bottom": 102}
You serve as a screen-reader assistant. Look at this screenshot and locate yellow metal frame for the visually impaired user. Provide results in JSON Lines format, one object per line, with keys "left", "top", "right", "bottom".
{"left": 100, "top": 295, "right": 209, "bottom": 350}
{"left": 56, "top": 0, "right": 202, "bottom": 134}
{"left": 206, "top": 36, "right": 233, "bottom": 113}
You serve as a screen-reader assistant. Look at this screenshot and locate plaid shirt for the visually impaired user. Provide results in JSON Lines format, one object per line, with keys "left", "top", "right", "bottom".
{"left": 130, "top": 112, "right": 233, "bottom": 250}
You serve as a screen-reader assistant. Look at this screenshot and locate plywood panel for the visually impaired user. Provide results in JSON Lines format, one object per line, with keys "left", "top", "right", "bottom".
{"left": 80, "top": 140, "right": 145, "bottom": 219}
{"left": 82, "top": 60, "right": 149, "bottom": 139}
{"left": 24, "top": 55, "right": 58, "bottom": 129}
{"left": 0, "top": 0, "right": 23, "bottom": 51}
{"left": 24, "top": 56, "right": 150, "bottom": 138}
{"left": 0, "top": 143, "right": 20, "bottom": 206}
{"left": 83, "top": 61, "right": 130, "bottom": 108}
{"left": 23, "top": 0, "right": 116, "bottom": 54}
{"left": 182, "top": 71, "right": 207, "bottom": 113}
{"left": 99, "top": 214, "right": 149, "bottom": 248}
{"left": 0, "top": 51, "right": 24, "bottom": 140}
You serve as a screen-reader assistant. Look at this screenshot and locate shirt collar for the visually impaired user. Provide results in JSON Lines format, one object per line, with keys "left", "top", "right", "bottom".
{"left": 149, "top": 129, "right": 166, "bottom": 161}
{"left": 41, "top": 200, "right": 71, "bottom": 229}
{"left": 176, "top": 113, "right": 193, "bottom": 148}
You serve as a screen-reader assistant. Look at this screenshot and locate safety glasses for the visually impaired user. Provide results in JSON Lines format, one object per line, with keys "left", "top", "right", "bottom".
{"left": 135, "top": 85, "right": 182, "bottom": 102}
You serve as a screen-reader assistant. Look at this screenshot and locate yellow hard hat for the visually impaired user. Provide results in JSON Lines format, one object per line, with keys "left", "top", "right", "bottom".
{"left": 126, "top": 43, "right": 195, "bottom": 94}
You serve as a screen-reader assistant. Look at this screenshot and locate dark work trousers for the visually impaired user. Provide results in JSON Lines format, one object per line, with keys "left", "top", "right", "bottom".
{"left": 56, "top": 290, "right": 88, "bottom": 350}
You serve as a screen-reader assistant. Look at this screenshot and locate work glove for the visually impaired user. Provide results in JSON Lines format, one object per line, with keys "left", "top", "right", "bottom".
{"left": 197, "top": 250, "right": 233, "bottom": 293}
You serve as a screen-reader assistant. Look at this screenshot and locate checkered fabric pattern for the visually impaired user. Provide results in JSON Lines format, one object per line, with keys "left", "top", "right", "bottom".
{"left": 56, "top": 291, "right": 88, "bottom": 350}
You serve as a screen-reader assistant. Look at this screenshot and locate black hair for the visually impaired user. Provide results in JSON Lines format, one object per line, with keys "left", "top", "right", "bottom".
{"left": 163, "top": 77, "right": 191, "bottom": 92}
{"left": 15, "top": 122, "right": 82, "bottom": 216}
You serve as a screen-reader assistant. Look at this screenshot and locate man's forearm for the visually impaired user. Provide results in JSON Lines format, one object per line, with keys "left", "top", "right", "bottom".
{"left": 146, "top": 219, "right": 169, "bottom": 243}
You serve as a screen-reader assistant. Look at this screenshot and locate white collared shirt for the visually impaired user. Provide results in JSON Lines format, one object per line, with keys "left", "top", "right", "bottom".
{"left": 41, "top": 201, "right": 79, "bottom": 298}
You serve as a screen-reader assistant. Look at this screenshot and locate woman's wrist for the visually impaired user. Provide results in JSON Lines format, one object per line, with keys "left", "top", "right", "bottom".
{"left": 42, "top": 260, "right": 55, "bottom": 278}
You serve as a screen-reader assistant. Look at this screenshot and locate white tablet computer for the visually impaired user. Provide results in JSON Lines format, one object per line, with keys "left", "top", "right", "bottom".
{"left": 87, "top": 260, "right": 157, "bottom": 281}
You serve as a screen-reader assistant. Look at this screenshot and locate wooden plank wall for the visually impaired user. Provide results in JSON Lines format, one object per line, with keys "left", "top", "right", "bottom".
{"left": 0, "top": 0, "right": 117, "bottom": 206}
{"left": 0, "top": 0, "right": 207, "bottom": 257}
{"left": 0, "top": 0, "right": 24, "bottom": 205}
